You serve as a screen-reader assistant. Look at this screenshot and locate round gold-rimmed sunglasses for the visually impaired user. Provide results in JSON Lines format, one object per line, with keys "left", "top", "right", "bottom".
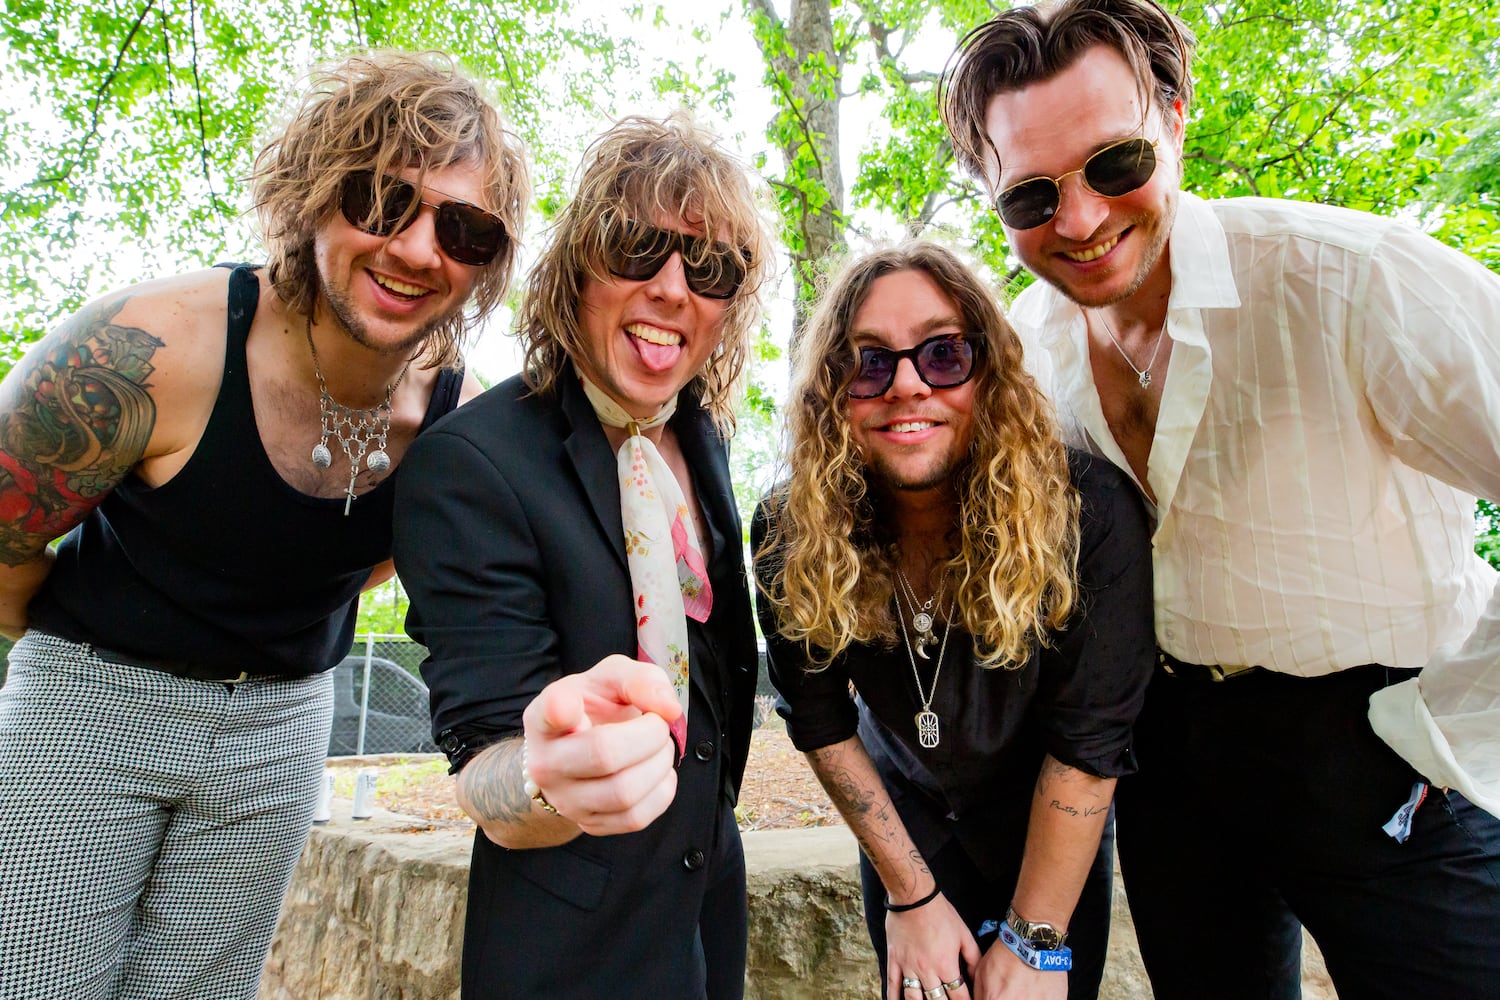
{"left": 993, "top": 136, "right": 1158, "bottom": 230}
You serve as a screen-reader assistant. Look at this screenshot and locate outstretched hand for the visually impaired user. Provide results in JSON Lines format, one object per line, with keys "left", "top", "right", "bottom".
{"left": 521, "top": 654, "right": 684, "bottom": 836}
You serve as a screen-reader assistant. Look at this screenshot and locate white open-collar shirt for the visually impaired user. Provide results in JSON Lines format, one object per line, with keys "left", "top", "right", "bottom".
{"left": 1010, "top": 190, "right": 1500, "bottom": 816}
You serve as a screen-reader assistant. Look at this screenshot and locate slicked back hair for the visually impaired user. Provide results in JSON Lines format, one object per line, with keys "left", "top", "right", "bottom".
{"left": 757, "top": 241, "right": 1080, "bottom": 669}
{"left": 942, "top": 0, "right": 1196, "bottom": 182}
{"left": 515, "top": 113, "right": 774, "bottom": 434}
{"left": 251, "top": 51, "right": 530, "bottom": 367}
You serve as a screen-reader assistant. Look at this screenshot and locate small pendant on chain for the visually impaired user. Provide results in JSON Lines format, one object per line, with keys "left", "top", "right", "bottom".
{"left": 915, "top": 710, "right": 940, "bottom": 749}
{"left": 1138, "top": 370, "right": 1152, "bottom": 389}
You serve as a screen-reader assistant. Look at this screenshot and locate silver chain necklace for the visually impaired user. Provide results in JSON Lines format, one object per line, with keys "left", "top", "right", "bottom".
{"left": 306, "top": 319, "right": 412, "bottom": 516}
{"left": 1095, "top": 310, "right": 1167, "bottom": 389}
{"left": 895, "top": 576, "right": 953, "bottom": 749}
{"left": 895, "top": 568, "right": 942, "bottom": 658}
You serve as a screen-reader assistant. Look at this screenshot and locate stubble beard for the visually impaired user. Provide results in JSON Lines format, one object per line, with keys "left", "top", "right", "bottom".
{"left": 1037, "top": 187, "right": 1178, "bottom": 310}
{"left": 864, "top": 443, "right": 965, "bottom": 497}
{"left": 320, "top": 278, "right": 463, "bottom": 358}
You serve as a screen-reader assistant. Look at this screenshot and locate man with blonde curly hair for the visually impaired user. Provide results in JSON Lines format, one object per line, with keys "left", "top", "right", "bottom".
{"left": 0, "top": 51, "right": 526, "bottom": 998}
{"left": 394, "top": 112, "right": 773, "bottom": 997}
{"left": 753, "top": 241, "right": 1153, "bottom": 1000}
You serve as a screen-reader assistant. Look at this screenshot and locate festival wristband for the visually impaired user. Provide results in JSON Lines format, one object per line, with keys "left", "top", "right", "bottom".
{"left": 998, "top": 920, "right": 1072, "bottom": 971}
{"left": 884, "top": 885, "right": 941, "bottom": 912}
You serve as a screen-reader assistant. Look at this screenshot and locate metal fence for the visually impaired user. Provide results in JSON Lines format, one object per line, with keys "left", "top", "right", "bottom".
{"left": 328, "top": 633, "right": 434, "bottom": 757}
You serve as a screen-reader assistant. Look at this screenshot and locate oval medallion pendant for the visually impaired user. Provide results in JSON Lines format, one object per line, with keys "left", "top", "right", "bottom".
{"left": 311, "top": 443, "right": 332, "bottom": 469}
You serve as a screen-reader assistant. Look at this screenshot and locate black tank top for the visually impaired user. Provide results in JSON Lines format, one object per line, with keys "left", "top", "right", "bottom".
{"left": 29, "top": 264, "right": 464, "bottom": 677}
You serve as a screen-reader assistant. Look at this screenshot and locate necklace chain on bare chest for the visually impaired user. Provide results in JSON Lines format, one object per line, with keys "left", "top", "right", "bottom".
{"left": 1095, "top": 310, "right": 1167, "bottom": 390}
{"left": 305, "top": 318, "right": 413, "bottom": 515}
{"left": 895, "top": 567, "right": 951, "bottom": 749}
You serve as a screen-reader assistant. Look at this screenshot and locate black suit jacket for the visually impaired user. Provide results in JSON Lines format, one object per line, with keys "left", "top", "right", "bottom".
{"left": 393, "top": 367, "right": 757, "bottom": 996}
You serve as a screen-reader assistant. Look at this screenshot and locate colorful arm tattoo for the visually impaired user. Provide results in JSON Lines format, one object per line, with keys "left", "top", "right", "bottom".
{"left": 0, "top": 297, "right": 163, "bottom": 566}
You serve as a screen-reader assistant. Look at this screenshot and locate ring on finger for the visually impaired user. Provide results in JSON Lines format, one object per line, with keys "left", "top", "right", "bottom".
{"left": 901, "top": 978, "right": 922, "bottom": 992}
{"left": 924, "top": 988, "right": 946, "bottom": 1000}
{"left": 942, "top": 978, "right": 965, "bottom": 992}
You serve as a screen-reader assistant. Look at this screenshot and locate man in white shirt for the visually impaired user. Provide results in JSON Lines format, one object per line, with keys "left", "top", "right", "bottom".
{"left": 941, "top": 2, "right": 1500, "bottom": 998}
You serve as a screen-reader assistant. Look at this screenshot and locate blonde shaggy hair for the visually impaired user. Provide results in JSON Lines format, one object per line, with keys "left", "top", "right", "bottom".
{"left": 251, "top": 51, "right": 530, "bottom": 368}
{"left": 515, "top": 113, "right": 773, "bottom": 434}
{"left": 758, "top": 241, "right": 1079, "bottom": 669}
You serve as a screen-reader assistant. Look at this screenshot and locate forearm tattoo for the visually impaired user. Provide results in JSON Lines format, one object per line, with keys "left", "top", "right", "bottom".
{"left": 461, "top": 738, "right": 534, "bottom": 825}
{"left": 1036, "top": 756, "right": 1110, "bottom": 819}
{"left": 808, "top": 745, "right": 930, "bottom": 887}
{"left": 0, "top": 298, "right": 161, "bottom": 565}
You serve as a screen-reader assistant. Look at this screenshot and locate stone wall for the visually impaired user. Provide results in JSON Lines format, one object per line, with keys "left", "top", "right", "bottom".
{"left": 263, "top": 804, "right": 1334, "bottom": 999}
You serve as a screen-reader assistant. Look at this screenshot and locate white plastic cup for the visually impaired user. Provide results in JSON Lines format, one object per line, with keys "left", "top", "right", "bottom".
{"left": 352, "top": 768, "right": 378, "bottom": 820}
{"left": 312, "top": 769, "right": 334, "bottom": 824}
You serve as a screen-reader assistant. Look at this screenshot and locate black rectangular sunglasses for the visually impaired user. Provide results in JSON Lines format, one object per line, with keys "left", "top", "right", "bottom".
{"left": 604, "top": 221, "right": 748, "bottom": 300}
{"left": 994, "top": 136, "right": 1158, "bottom": 231}
{"left": 339, "top": 171, "right": 508, "bottom": 266}
{"left": 847, "top": 333, "right": 984, "bottom": 398}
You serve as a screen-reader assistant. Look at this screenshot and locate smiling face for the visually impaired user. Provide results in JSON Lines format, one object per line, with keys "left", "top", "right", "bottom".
{"left": 313, "top": 160, "right": 490, "bottom": 356}
{"left": 845, "top": 269, "right": 977, "bottom": 499}
{"left": 982, "top": 44, "right": 1184, "bottom": 308}
{"left": 573, "top": 213, "right": 729, "bottom": 420}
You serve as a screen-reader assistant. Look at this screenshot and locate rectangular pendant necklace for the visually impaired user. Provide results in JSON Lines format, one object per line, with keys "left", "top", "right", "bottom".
{"left": 915, "top": 710, "right": 940, "bottom": 749}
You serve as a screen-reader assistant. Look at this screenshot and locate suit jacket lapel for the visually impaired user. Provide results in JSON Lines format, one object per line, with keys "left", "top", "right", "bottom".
{"left": 560, "top": 372, "right": 629, "bottom": 572}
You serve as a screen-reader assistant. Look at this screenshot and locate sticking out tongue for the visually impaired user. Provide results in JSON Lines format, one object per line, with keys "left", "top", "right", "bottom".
{"left": 632, "top": 332, "right": 683, "bottom": 372}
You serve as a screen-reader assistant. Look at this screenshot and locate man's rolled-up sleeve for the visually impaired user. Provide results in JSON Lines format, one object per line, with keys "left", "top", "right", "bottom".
{"left": 1038, "top": 461, "right": 1156, "bottom": 778}
{"left": 393, "top": 428, "right": 561, "bottom": 771}
{"left": 750, "top": 497, "right": 859, "bottom": 753}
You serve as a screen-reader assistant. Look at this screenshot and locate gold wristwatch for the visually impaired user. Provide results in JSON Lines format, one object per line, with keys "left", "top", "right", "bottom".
{"left": 1005, "top": 906, "right": 1067, "bottom": 950}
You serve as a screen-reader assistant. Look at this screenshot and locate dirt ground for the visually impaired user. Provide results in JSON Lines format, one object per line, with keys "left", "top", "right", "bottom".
{"left": 326, "top": 722, "right": 843, "bottom": 832}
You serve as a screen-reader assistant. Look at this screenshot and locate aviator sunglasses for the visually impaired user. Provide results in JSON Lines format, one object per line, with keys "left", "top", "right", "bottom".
{"left": 604, "top": 221, "right": 748, "bottom": 300}
{"left": 339, "top": 171, "right": 508, "bottom": 266}
{"left": 847, "top": 333, "right": 984, "bottom": 399}
{"left": 994, "top": 136, "right": 1158, "bottom": 231}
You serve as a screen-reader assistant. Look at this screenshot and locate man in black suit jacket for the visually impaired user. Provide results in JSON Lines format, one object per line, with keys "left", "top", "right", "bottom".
{"left": 394, "top": 113, "right": 774, "bottom": 998}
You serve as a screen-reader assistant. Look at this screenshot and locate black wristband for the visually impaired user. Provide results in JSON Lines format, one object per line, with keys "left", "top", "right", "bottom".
{"left": 884, "top": 884, "right": 941, "bottom": 912}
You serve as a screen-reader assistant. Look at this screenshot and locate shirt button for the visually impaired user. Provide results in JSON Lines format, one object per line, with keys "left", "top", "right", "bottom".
{"left": 694, "top": 739, "right": 715, "bottom": 762}
{"left": 682, "top": 847, "right": 706, "bottom": 872}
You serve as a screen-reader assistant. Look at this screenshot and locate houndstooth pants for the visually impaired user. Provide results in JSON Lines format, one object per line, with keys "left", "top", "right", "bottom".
{"left": 0, "top": 631, "right": 334, "bottom": 1000}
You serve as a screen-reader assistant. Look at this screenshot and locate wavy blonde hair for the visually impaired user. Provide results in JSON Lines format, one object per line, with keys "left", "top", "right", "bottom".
{"left": 515, "top": 113, "right": 774, "bottom": 434}
{"left": 758, "top": 241, "right": 1079, "bottom": 669}
{"left": 251, "top": 51, "right": 530, "bottom": 367}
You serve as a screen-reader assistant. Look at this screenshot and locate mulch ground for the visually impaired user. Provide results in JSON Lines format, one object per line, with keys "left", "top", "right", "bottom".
{"left": 327, "top": 723, "right": 843, "bottom": 832}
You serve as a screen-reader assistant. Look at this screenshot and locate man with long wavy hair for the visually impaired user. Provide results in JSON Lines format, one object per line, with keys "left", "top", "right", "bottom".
{"left": 0, "top": 52, "right": 526, "bottom": 998}
{"left": 394, "top": 113, "right": 773, "bottom": 997}
{"left": 942, "top": 2, "right": 1500, "bottom": 997}
{"left": 753, "top": 241, "right": 1153, "bottom": 1000}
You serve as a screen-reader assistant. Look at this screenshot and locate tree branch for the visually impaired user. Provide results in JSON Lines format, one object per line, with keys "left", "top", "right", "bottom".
{"left": 185, "top": 0, "right": 222, "bottom": 230}
{"left": 865, "top": 15, "right": 938, "bottom": 84}
{"left": 768, "top": 70, "right": 825, "bottom": 178}
{"left": 38, "top": 0, "right": 156, "bottom": 186}
{"left": 1183, "top": 149, "right": 1262, "bottom": 196}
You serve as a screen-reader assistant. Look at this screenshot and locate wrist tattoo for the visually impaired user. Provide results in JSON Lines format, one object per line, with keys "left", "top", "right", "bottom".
{"left": 462, "top": 738, "right": 534, "bottom": 824}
